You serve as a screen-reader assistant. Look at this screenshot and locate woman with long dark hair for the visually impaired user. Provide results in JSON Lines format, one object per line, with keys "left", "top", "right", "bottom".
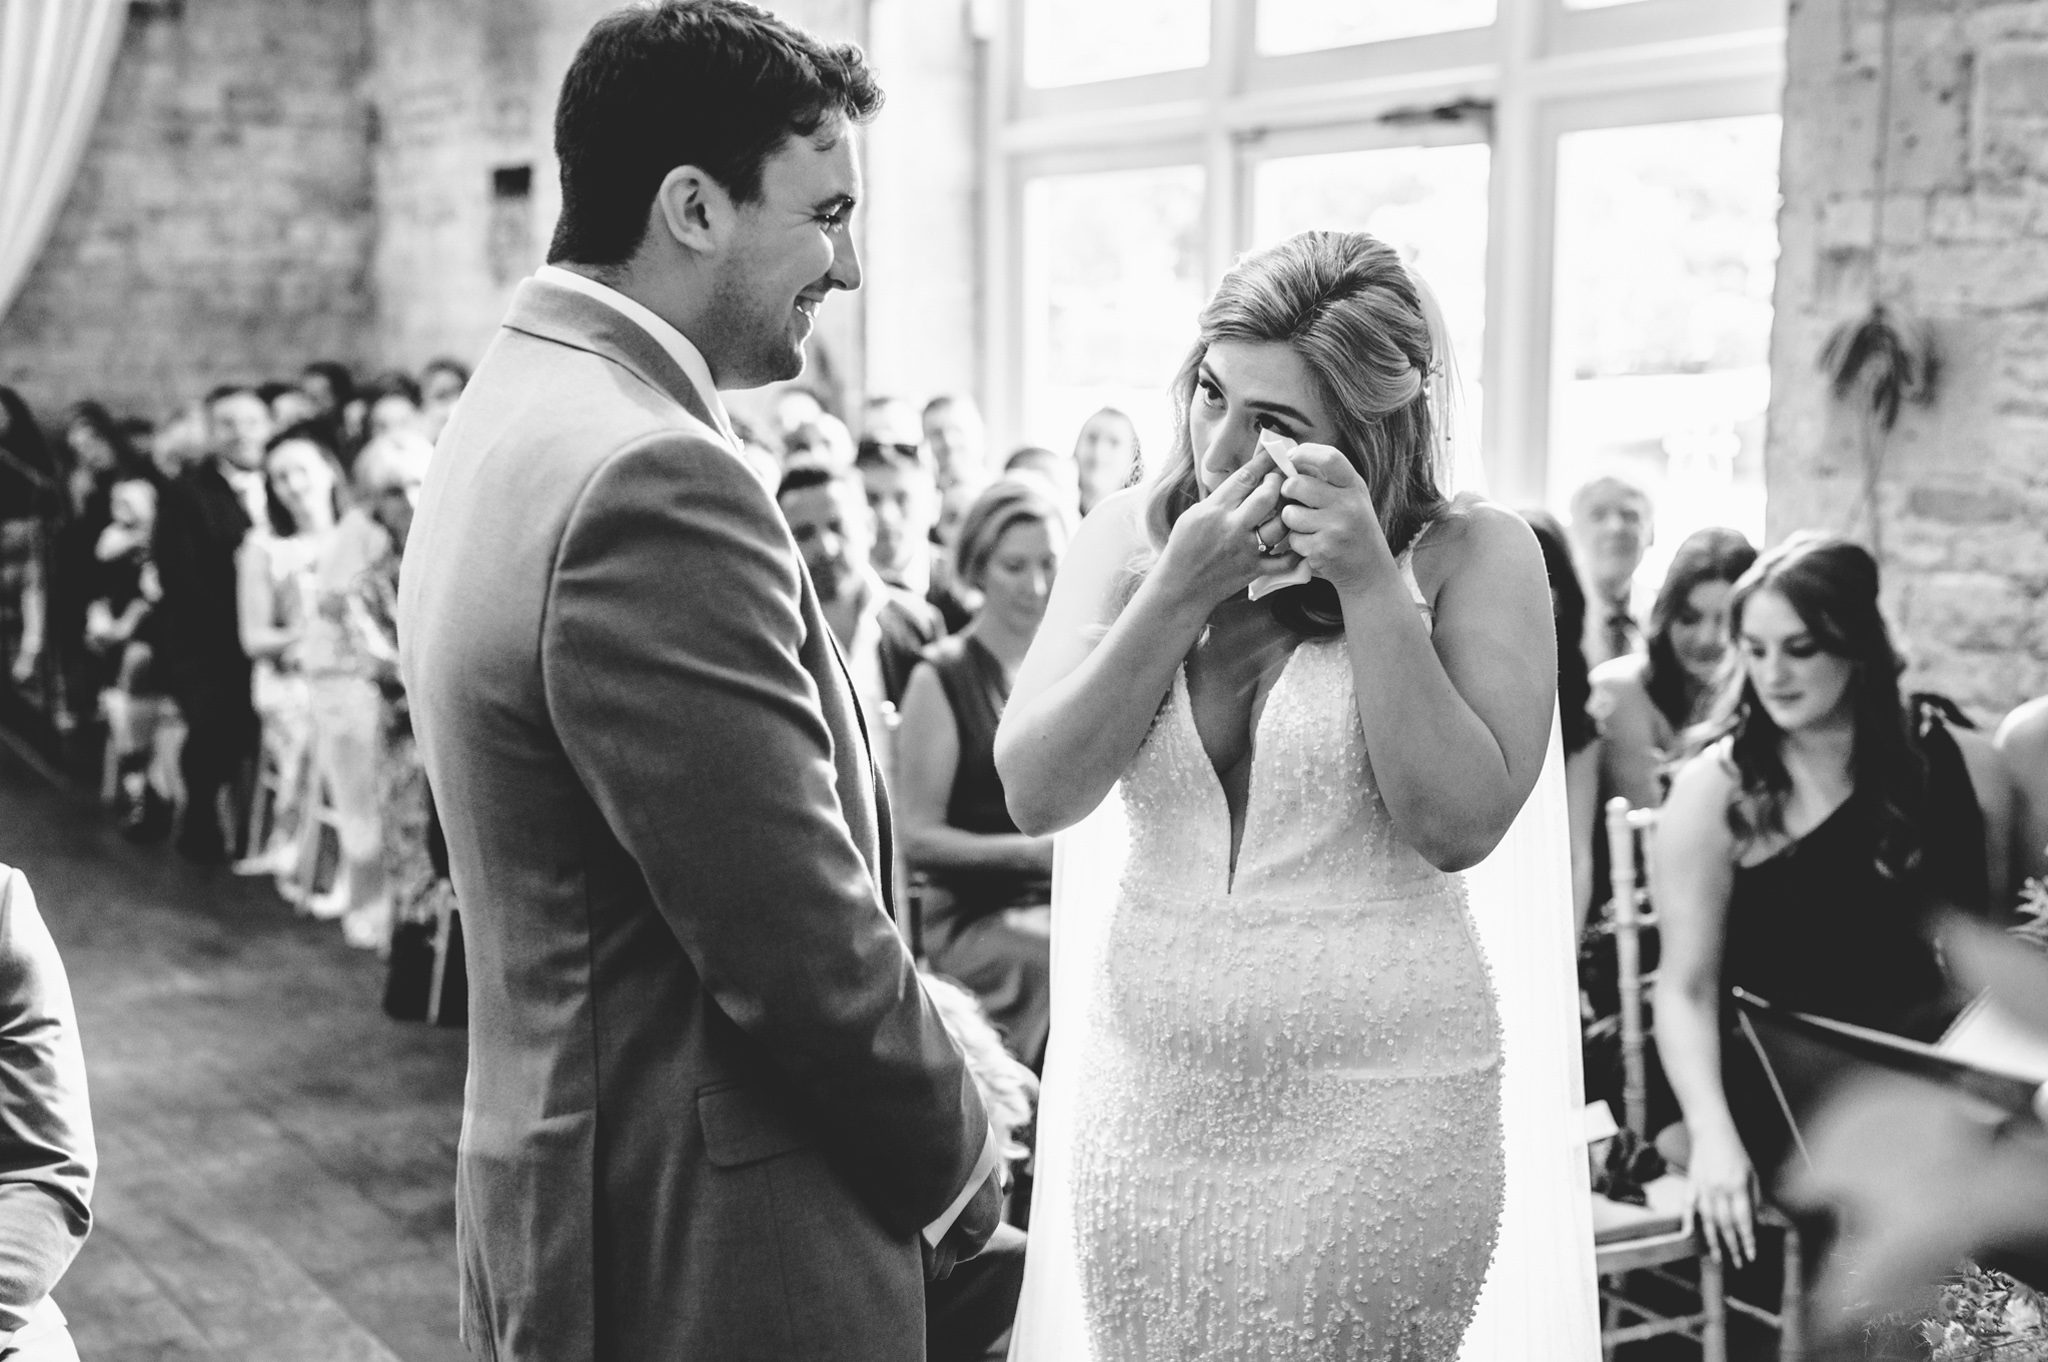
{"left": 1655, "top": 532, "right": 2013, "bottom": 1268}
{"left": 998, "top": 230, "right": 1594, "bottom": 1358}
{"left": 1593, "top": 526, "right": 1756, "bottom": 812}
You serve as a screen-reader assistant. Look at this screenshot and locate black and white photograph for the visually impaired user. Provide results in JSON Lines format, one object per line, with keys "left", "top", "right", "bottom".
{"left": 1, "top": 0, "right": 2046, "bottom": 1358}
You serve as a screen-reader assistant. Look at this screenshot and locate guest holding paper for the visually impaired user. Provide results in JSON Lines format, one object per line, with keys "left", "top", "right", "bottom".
{"left": 1654, "top": 532, "right": 2014, "bottom": 1268}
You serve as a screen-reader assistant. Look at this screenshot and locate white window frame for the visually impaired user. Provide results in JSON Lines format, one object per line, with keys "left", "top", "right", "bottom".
{"left": 982, "top": 0, "right": 1786, "bottom": 507}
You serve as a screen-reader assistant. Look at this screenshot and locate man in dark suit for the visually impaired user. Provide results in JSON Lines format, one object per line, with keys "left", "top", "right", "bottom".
{"left": 150, "top": 386, "right": 269, "bottom": 863}
{"left": 399, "top": 5, "right": 1011, "bottom": 1359}
{"left": 776, "top": 461, "right": 944, "bottom": 719}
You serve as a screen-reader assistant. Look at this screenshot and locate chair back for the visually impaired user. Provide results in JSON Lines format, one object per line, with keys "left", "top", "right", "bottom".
{"left": 876, "top": 701, "right": 925, "bottom": 960}
{"left": 1605, "top": 796, "right": 1660, "bottom": 1139}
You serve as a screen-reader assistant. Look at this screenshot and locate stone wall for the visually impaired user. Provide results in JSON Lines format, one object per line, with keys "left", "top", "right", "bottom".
{"left": 368, "top": 0, "right": 971, "bottom": 424}
{"left": 1768, "top": 0, "right": 2048, "bottom": 717}
{"left": 0, "top": 0, "right": 375, "bottom": 421}
{"left": 0, "top": 0, "right": 984, "bottom": 432}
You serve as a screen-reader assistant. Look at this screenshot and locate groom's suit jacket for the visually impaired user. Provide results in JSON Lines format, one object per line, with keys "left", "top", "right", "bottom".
{"left": 399, "top": 277, "right": 994, "bottom": 1361}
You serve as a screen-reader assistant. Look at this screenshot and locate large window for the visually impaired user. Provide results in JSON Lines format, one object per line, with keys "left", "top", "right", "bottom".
{"left": 1551, "top": 113, "right": 1782, "bottom": 588}
{"left": 988, "top": 0, "right": 1787, "bottom": 533}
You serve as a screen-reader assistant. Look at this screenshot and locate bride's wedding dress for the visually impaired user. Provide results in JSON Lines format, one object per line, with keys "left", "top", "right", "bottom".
{"left": 1010, "top": 556, "right": 1600, "bottom": 1361}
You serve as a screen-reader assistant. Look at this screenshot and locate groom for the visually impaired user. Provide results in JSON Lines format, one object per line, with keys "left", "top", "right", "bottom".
{"left": 399, "top": 4, "right": 1009, "bottom": 1358}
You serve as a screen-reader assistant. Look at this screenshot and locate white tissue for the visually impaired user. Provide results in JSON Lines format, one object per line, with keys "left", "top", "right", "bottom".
{"left": 1248, "top": 431, "right": 1314, "bottom": 601}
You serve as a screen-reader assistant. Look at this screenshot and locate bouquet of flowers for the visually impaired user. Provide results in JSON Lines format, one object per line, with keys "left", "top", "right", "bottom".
{"left": 1922, "top": 1264, "right": 2048, "bottom": 1360}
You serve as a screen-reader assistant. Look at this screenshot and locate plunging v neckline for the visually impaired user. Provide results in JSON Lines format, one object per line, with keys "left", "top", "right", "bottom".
{"left": 1177, "top": 641, "right": 1307, "bottom": 893}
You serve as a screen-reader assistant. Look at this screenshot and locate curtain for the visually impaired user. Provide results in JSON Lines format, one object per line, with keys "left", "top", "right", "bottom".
{"left": 0, "top": 0, "right": 126, "bottom": 325}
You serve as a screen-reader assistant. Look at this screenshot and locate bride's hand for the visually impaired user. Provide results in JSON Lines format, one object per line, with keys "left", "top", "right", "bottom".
{"left": 1687, "top": 1125, "right": 1759, "bottom": 1267}
{"left": 1155, "top": 448, "right": 1300, "bottom": 609}
{"left": 1275, "top": 444, "right": 1393, "bottom": 594}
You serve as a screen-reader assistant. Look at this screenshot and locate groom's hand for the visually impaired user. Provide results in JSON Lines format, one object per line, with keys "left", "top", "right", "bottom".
{"left": 923, "top": 1166, "right": 1005, "bottom": 1281}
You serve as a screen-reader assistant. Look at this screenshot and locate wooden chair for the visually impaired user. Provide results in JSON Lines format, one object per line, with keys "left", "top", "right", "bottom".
{"left": 241, "top": 714, "right": 297, "bottom": 865}
{"left": 876, "top": 701, "right": 926, "bottom": 962}
{"left": 1595, "top": 798, "right": 1806, "bottom": 1362}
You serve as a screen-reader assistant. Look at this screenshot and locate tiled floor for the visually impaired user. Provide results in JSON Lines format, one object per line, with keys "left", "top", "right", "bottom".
{"left": 0, "top": 739, "right": 467, "bottom": 1361}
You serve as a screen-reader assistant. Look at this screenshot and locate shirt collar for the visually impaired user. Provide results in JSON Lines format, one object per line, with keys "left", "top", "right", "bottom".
{"left": 534, "top": 264, "right": 739, "bottom": 450}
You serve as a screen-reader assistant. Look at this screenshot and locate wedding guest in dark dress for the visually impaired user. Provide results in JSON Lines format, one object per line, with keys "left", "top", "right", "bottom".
{"left": 1654, "top": 532, "right": 2014, "bottom": 1272}
{"left": 896, "top": 480, "right": 1069, "bottom": 1072}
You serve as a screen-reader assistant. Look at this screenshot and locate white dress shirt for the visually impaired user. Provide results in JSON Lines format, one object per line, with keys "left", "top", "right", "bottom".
{"left": 528, "top": 266, "right": 1001, "bottom": 1246}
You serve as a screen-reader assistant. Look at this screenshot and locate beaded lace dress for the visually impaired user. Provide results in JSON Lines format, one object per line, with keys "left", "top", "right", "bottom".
{"left": 1010, "top": 551, "right": 1601, "bottom": 1362}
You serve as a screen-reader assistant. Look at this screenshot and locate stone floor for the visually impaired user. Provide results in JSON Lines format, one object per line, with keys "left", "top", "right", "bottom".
{"left": 0, "top": 736, "right": 466, "bottom": 1361}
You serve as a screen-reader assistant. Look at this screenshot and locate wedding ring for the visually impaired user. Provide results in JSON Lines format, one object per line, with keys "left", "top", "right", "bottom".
{"left": 1252, "top": 526, "right": 1277, "bottom": 555}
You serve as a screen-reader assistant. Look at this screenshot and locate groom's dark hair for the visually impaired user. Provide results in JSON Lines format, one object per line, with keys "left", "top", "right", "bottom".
{"left": 548, "top": 0, "right": 883, "bottom": 268}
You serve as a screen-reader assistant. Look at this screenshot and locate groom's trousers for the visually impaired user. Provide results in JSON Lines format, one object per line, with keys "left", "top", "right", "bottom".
{"left": 927, "top": 1223, "right": 1027, "bottom": 1362}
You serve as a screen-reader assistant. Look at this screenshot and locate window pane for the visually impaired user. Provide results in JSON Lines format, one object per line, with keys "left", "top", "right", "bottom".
{"left": 1024, "top": 0, "right": 1208, "bottom": 88}
{"left": 1252, "top": 142, "right": 1492, "bottom": 466}
{"left": 1021, "top": 165, "right": 1206, "bottom": 462}
{"left": 1549, "top": 115, "right": 1781, "bottom": 591}
{"left": 1257, "top": 0, "right": 1495, "bottom": 54}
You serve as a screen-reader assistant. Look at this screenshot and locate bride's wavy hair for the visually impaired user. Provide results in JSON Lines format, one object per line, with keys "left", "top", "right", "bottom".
{"left": 1142, "top": 230, "right": 1451, "bottom": 637}
{"left": 1687, "top": 532, "right": 1926, "bottom": 879}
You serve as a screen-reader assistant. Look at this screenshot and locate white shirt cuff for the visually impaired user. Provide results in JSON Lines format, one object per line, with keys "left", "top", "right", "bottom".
{"left": 923, "top": 1125, "right": 1002, "bottom": 1247}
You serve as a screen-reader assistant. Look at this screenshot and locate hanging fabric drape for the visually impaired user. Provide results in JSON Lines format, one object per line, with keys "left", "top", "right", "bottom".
{"left": 0, "top": 0, "right": 127, "bottom": 326}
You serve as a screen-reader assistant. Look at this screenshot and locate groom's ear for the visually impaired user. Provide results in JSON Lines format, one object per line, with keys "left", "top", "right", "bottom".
{"left": 653, "top": 165, "right": 730, "bottom": 256}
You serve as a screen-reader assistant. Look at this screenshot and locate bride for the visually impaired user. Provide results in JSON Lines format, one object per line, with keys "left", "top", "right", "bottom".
{"left": 994, "top": 230, "right": 1599, "bottom": 1359}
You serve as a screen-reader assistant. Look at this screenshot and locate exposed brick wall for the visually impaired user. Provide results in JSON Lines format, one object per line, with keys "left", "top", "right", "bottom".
{"left": 367, "top": 0, "right": 920, "bottom": 420}
{"left": 0, "top": 0, "right": 375, "bottom": 422}
{"left": 0, "top": 0, "right": 979, "bottom": 437}
{"left": 1768, "top": 0, "right": 2048, "bottom": 717}
{"left": 369, "top": 0, "right": 541, "bottom": 373}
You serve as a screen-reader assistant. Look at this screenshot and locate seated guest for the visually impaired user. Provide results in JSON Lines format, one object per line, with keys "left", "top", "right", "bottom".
{"left": 263, "top": 384, "right": 319, "bottom": 431}
{"left": 1521, "top": 510, "right": 1601, "bottom": 929}
{"left": 343, "top": 434, "right": 443, "bottom": 944}
{"left": 1569, "top": 472, "right": 1654, "bottom": 668}
{"left": 923, "top": 393, "right": 987, "bottom": 493}
{"left": 769, "top": 384, "right": 825, "bottom": 445}
{"left": 359, "top": 371, "right": 425, "bottom": 448}
{"left": 301, "top": 432, "right": 433, "bottom": 949}
{"left": 782, "top": 411, "right": 854, "bottom": 467}
{"left": 1655, "top": 532, "right": 2014, "bottom": 1268}
{"left": 860, "top": 394, "right": 923, "bottom": 449}
{"left": 776, "top": 462, "right": 941, "bottom": 727}
{"left": 0, "top": 865, "right": 95, "bottom": 1362}
{"left": 857, "top": 438, "right": 971, "bottom": 633}
{"left": 0, "top": 388, "right": 56, "bottom": 694}
{"left": 234, "top": 424, "right": 343, "bottom": 883}
{"left": 1592, "top": 527, "right": 1757, "bottom": 815}
{"left": 153, "top": 386, "right": 271, "bottom": 863}
{"left": 1996, "top": 694, "right": 2048, "bottom": 884}
{"left": 1000, "top": 446, "right": 1080, "bottom": 523}
{"left": 418, "top": 357, "right": 470, "bottom": 444}
{"left": 297, "top": 361, "right": 355, "bottom": 429}
{"left": 86, "top": 478, "right": 176, "bottom": 837}
{"left": 1072, "top": 406, "right": 1139, "bottom": 518}
{"left": 895, "top": 479, "right": 1067, "bottom": 1071}
{"left": 47, "top": 405, "right": 154, "bottom": 730}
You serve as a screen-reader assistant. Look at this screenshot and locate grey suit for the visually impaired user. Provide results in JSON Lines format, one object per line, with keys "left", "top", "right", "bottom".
{"left": 399, "top": 278, "right": 993, "bottom": 1361}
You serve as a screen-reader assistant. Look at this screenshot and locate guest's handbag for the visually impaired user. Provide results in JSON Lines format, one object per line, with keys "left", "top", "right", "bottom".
{"left": 382, "top": 881, "right": 465, "bottom": 1027}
